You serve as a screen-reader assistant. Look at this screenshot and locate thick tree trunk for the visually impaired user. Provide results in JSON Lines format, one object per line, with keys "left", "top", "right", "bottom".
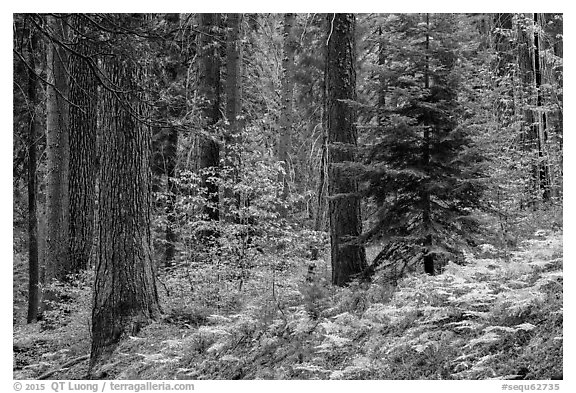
{"left": 325, "top": 13, "right": 367, "bottom": 286}
{"left": 68, "top": 15, "right": 97, "bottom": 272}
{"left": 43, "top": 15, "right": 70, "bottom": 290}
{"left": 26, "top": 30, "right": 40, "bottom": 324}
{"left": 198, "top": 13, "right": 221, "bottom": 223}
{"left": 278, "top": 13, "right": 297, "bottom": 216}
{"left": 91, "top": 51, "right": 161, "bottom": 369}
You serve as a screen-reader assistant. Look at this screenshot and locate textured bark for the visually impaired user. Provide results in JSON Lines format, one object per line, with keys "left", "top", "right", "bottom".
{"left": 325, "top": 14, "right": 367, "bottom": 286}
{"left": 198, "top": 13, "right": 221, "bottom": 222}
{"left": 91, "top": 51, "right": 161, "bottom": 368}
{"left": 278, "top": 13, "right": 297, "bottom": 215}
{"left": 68, "top": 15, "right": 97, "bottom": 272}
{"left": 26, "top": 30, "right": 40, "bottom": 323}
{"left": 44, "top": 15, "right": 70, "bottom": 287}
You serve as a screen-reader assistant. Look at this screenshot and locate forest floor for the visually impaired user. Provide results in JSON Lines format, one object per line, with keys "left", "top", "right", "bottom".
{"left": 13, "top": 229, "right": 562, "bottom": 380}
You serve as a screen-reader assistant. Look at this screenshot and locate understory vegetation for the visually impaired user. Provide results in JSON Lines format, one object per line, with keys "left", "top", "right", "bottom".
{"left": 13, "top": 12, "right": 563, "bottom": 381}
{"left": 13, "top": 213, "right": 562, "bottom": 380}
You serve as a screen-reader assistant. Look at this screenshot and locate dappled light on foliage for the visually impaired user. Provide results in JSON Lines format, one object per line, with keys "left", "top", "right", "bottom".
{"left": 14, "top": 230, "right": 562, "bottom": 380}
{"left": 13, "top": 12, "right": 562, "bottom": 381}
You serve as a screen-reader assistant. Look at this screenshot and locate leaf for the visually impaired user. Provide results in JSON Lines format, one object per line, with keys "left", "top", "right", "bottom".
{"left": 465, "top": 331, "right": 501, "bottom": 348}
{"left": 514, "top": 323, "right": 536, "bottom": 331}
{"left": 484, "top": 325, "right": 516, "bottom": 333}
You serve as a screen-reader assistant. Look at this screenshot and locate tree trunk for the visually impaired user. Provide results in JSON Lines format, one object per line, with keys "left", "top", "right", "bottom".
{"left": 310, "top": 131, "right": 328, "bottom": 261}
{"left": 43, "top": 15, "right": 70, "bottom": 291}
{"left": 517, "top": 13, "right": 544, "bottom": 208}
{"left": 164, "top": 130, "right": 178, "bottom": 265}
{"left": 68, "top": 15, "right": 97, "bottom": 272}
{"left": 533, "top": 13, "right": 551, "bottom": 201}
{"left": 224, "top": 13, "right": 243, "bottom": 222}
{"left": 542, "top": 13, "right": 563, "bottom": 201}
{"left": 198, "top": 13, "right": 222, "bottom": 223}
{"left": 26, "top": 29, "right": 40, "bottom": 324}
{"left": 91, "top": 48, "right": 161, "bottom": 369}
{"left": 422, "top": 13, "right": 434, "bottom": 275}
{"left": 278, "top": 13, "right": 297, "bottom": 216}
{"left": 325, "top": 13, "right": 367, "bottom": 286}
{"left": 156, "top": 14, "right": 183, "bottom": 266}
{"left": 225, "top": 14, "right": 242, "bottom": 135}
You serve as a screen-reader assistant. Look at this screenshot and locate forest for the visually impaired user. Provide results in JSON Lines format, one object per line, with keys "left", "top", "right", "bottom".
{"left": 12, "top": 13, "right": 563, "bottom": 381}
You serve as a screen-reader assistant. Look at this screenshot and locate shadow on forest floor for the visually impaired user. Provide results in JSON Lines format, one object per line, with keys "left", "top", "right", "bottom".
{"left": 13, "top": 230, "right": 562, "bottom": 380}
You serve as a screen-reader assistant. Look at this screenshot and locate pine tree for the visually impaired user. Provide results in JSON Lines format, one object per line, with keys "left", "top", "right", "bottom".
{"left": 91, "top": 14, "right": 161, "bottom": 369}
{"left": 68, "top": 14, "right": 97, "bottom": 273}
{"left": 44, "top": 14, "right": 70, "bottom": 287}
{"left": 25, "top": 25, "right": 40, "bottom": 323}
{"left": 150, "top": 13, "right": 186, "bottom": 266}
{"left": 197, "top": 13, "right": 222, "bottom": 223}
{"left": 362, "top": 14, "right": 485, "bottom": 275}
{"left": 325, "top": 13, "right": 367, "bottom": 285}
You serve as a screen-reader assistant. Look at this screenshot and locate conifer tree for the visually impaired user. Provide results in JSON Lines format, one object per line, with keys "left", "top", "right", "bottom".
{"left": 362, "top": 14, "right": 485, "bottom": 275}
{"left": 91, "top": 14, "right": 161, "bottom": 369}
{"left": 325, "top": 13, "right": 367, "bottom": 285}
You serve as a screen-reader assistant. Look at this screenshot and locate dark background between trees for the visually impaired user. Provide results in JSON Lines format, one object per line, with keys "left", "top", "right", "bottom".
{"left": 13, "top": 13, "right": 562, "bottom": 380}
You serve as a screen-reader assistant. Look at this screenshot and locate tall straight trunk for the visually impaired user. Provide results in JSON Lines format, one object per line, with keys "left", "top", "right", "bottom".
{"left": 91, "top": 48, "right": 161, "bottom": 369}
{"left": 26, "top": 30, "right": 40, "bottom": 323}
{"left": 422, "top": 13, "right": 434, "bottom": 275}
{"left": 310, "top": 132, "right": 328, "bottom": 261}
{"left": 542, "top": 13, "right": 563, "bottom": 200}
{"left": 68, "top": 15, "right": 97, "bottom": 272}
{"left": 164, "top": 129, "right": 178, "bottom": 265}
{"left": 325, "top": 13, "right": 367, "bottom": 286}
{"left": 278, "top": 13, "right": 297, "bottom": 215}
{"left": 225, "top": 13, "right": 242, "bottom": 135}
{"left": 44, "top": 15, "right": 70, "bottom": 288}
{"left": 224, "top": 13, "right": 242, "bottom": 222}
{"left": 198, "top": 13, "right": 221, "bottom": 222}
{"left": 517, "top": 13, "right": 544, "bottom": 207}
{"left": 533, "top": 13, "right": 550, "bottom": 201}
{"left": 159, "top": 14, "right": 183, "bottom": 266}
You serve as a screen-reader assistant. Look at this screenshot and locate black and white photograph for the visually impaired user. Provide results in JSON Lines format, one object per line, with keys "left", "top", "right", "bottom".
{"left": 11, "top": 10, "right": 565, "bottom": 386}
